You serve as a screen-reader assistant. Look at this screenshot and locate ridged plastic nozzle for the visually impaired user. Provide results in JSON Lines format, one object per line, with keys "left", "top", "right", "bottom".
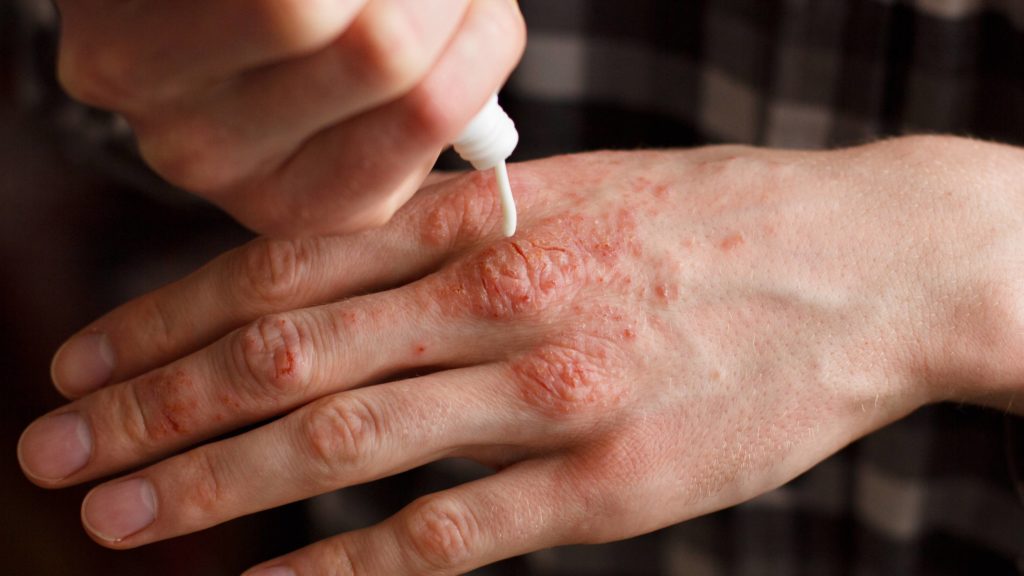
{"left": 453, "top": 95, "right": 520, "bottom": 237}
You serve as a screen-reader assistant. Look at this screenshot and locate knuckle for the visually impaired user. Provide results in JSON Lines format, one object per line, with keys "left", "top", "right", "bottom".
{"left": 257, "top": 0, "right": 349, "bottom": 54}
{"left": 478, "top": 0, "right": 527, "bottom": 61}
{"left": 123, "top": 368, "right": 203, "bottom": 446}
{"left": 318, "top": 536, "right": 362, "bottom": 576}
{"left": 510, "top": 343, "right": 624, "bottom": 418}
{"left": 351, "top": 198, "right": 402, "bottom": 232}
{"left": 418, "top": 173, "right": 500, "bottom": 248}
{"left": 349, "top": 8, "right": 425, "bottom": 95}
{"left": 300, "top": 395, "right": 381, "bottom": 480}
{"left": 231, "top": 314, "right": 313, "bottom": 401}
{"left": 237, "top": 237, "right": 313, "bottom": 308}
{"left": 177, "top": 449, "right": 228, "bottom": 520}
{"left": 404, "top": 84, "right": 462, "bottom": 144}
{"left": 549, "top": 430, "right": 661, "bottom": 545}
{"left": 57, "top": 39, "right": 138, "bottom": 108}
{"left": 133, "top": 295, "right": 178, "bottom": 358}
{"left": 448, "top": 238, "right": 584, "bottom": 320}
{"left": 402, "top": 495, "right": 480, "bottom": 572}
{"left": 135, "top": 119, "right": 243, "bottom": 193}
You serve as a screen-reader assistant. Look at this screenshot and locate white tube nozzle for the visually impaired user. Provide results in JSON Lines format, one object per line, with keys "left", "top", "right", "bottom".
{"left": 453, "top": 94, "right": 519, "bottom": 237}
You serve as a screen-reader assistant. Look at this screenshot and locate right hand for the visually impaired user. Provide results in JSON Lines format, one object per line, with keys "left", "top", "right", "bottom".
{"left": 56, "top": 0, "right": 526, "bottom": 236}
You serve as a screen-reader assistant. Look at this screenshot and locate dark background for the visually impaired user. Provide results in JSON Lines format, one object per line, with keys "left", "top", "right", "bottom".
{"left": 0, "top": 6, "right": 312, "bottom": 573}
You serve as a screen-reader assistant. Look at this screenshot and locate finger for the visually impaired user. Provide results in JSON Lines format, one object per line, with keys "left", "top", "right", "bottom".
{"left": 134, "top": 0, "right": 473, "bottom": 192}
{"left": 79, "top": 365, "right": 543, "bottom": 546}
{"left": 227, "top": 0, "right": 527, "bottom": 236}
{"left": 246, "top": 459, "right": 580, "bottom": 576}
{"left": 421, "top": 170, "right": 465, "bottom": 189}
{"left": 25, "top": 262, "right": 534, "bottom": 487}
{"left": 50, "top": 233, "right": 431, "bottom": 398}
{"left": 57, "top": 0, "right": 368, "bottom": 110}
{"left": 50, "top": 163, "right": 539, "bottom": 398}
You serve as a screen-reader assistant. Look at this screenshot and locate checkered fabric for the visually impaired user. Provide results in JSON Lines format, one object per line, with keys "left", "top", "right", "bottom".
{"left": 11, "top": 0, "right": 1024, "bottom": 574}
{"left": 503, "top": 0, "right": 1024, "bottom": 157}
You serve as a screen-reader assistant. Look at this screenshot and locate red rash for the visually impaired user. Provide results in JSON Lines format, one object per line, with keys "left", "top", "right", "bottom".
{"left": 511, "top": 342, "right": 626, "bottom": 417}
{"left": 719, "top": 233, "right": 745, "bottom": 252}
{"left": 275, "top": 349, "right": 296, "bottom": 379}
{"left": 422, "top": 170, "right": 697, "bottom": 418}
{"left": 431, "top": 211, "right": 641, "bottom": 321}
{"left": 136, "top": 368, "right": 201, "bottom": 440}
{"left": 239, "top": 314, "right": 308, "bottom": 395}
{"left": 632, "top": 176, "right": 671, "bottom": 200}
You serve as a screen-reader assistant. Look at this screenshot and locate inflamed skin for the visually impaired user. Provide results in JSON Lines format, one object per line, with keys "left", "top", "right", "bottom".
{"left": 21, "top": 137, "right": 1024, "bottom": 575}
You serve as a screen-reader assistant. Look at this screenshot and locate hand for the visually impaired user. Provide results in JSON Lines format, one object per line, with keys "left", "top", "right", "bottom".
{"left": 55, "top": 0, "right": 526, "bottom": 236}
{"left": 19, "top": 138, "right": 1024, "bottom": 574}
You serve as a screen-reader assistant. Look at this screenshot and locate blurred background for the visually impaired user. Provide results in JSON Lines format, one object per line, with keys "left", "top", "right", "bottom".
{"left": 3, "top": 1, "right": 1022, "bottom": 574}
{"left": 0, "top": 3, "right": 301, "bottom": 573}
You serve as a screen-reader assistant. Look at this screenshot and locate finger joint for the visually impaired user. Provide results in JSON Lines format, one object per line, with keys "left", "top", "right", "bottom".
{"left": 57, "top": 35, "right": 138, "bottom": 108}
{"left": 347, "top": 7, "right": 425, "bottom": 97}
{"left": 300, "top": 395, "right": 382, "bottom": 483}
{"left": 177, "top": 448, "right": 228, "bottom": 520}
{"left": 401, "top": 495, "right": 481, "bottom": 572}
{"left": 510, "top": 342, "right": 625, "bottom": 418}
{"left": 419, "top": 172, "right": 501, "bottom": 249}
{"left": 122, "top": 368, "right": 204, "bottom": 446}
{"left": 257, "top": 0, "right": 353, "bottom": 55}
{"left": 237, "top": 237, "right": 315, "bottom": 309}
{"left": 444, "top": 238, "right": 585, "bottom": 320}
{"left": 231, "top": 314, "right": 313, "bottom": 402}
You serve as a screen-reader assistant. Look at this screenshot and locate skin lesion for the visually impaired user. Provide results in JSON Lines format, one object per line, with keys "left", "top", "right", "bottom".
{"left": 506, "top": 302, "right": 642, "bottom": 419}
{"left": 131, "top": 368, "right": 203, "bottom": 443}
{"left": 233, "top": 313, "right": 312, "bottom": 399}
{"left": 434, "top": 210, "right": 643, "bottom": 320}
{"left": 461, "top": 238, "right": 583, "bottom": 320}
{"left": 509, "top": 343, "right": 627, "bottom": 418}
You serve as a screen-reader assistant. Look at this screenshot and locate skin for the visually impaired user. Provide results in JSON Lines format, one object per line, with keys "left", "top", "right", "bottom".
{"left": 18, "top": 137, "right": 1024, "bottom": 575}
{"left": 53, "top": 0, "right": 526, "bottom": 237}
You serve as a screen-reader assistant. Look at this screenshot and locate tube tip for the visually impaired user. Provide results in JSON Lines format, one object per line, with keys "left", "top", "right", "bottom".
{"left": 494, "top": 162, "right": 517, "bottom": 237}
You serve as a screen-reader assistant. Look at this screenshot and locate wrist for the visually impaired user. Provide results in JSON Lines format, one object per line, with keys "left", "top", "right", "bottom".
{"left": 905, "top": 137, "right": 1024, "bottom": 408}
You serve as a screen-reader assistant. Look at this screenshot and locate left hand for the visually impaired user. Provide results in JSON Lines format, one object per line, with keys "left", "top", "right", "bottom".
{"left": 53, "top": 0, "right": 526, "bottom": 236}
{"left": 18, "top": 139, "right": 1024, "bottom": 575}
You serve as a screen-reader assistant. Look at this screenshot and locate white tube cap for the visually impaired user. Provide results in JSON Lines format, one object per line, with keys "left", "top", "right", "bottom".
{"left": 453, "top": 94, "right": 519, "bottom": 170}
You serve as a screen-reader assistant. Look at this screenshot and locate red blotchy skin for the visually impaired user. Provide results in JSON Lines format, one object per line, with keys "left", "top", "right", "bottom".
{"left": 508, "top": 302, "right": 639, "bottom": 417}
{"left": 276, "top": 349, "right": 296, "bottom": 378}
{"left": 238, "top": 314, "right": 308, "bottom": 396}
{"left": 654, "top": 285, "right": 672, "bottom": 301}
{"left": 512, "top": 346, "right": 604, "bottom": 415}
{"left": 719, "top": 233, "right": 745, "bottom": 252}
{"left": 427, "top": 203, "right": 652, "bottom": 415}
{"left": 425, "top": 202, "right": 655, "bottom": 416}
{"left": 632, "top": 176, "right": 672, "bottom": 200}
{"left": 432, "top": 212, "right": 639, "bottom": 320}
{"left": 135, "top": 368, "right": 201, "bottom": 439}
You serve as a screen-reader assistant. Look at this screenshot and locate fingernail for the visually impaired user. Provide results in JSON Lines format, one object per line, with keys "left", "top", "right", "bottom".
{"left": 52, "top": 332, "right": 116, "bottom": 396}
{"left": 246, "top": 567, "right": 295, "bottom": 576}
{"left": 18, "top": 412, "right": 92, "bottom": 481}
{"left": 83, "top": 478, "right": 157, "bottom": 542}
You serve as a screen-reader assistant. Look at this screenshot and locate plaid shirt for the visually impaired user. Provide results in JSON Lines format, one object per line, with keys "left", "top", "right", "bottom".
{"left": 11, "top": 0, "right": 1024, "bottom": 574}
